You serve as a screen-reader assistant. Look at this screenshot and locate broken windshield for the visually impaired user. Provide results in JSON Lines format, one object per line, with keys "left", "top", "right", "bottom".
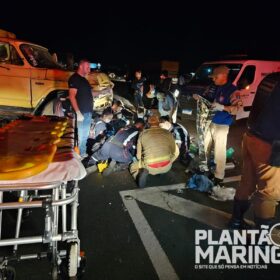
{"left": 20, "top": 44, "right": 62, "bottom": 69}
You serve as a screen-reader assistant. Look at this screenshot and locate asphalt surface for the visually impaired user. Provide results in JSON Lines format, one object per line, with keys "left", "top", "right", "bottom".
{"left": 1, "top": 84, "right": 280, "bottom": 279}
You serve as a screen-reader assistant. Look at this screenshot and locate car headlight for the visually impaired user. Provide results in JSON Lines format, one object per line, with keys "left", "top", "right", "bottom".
{"left": 109, "top": 72, "right": 116, "bottom": 79}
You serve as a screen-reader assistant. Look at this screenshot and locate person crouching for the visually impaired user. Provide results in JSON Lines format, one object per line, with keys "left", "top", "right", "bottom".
{"left": 129, "top": 114, "right": 179, "bottom": 188}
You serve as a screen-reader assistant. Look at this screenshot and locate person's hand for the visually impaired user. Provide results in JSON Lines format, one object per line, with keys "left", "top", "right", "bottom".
{"left": 76, "top": 110, "right": 84, "bottom": 122}
{"left": 211, "top": 102, "right": 224, "bottom": 111}
{"left": 193, "top": 94, "right": 201, "bottom": 100}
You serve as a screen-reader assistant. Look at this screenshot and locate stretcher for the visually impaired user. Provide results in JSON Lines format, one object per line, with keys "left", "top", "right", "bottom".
{"left": 0, "top": 115, "right": 86, "bottom": 279}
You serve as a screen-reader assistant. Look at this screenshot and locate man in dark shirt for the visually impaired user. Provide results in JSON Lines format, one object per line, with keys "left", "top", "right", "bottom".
{"left": 131, "top": 70, "right": 146, "bottom": 109}
{"left": 229, "top": 72, "right": 280, "bottom": 230}
{"left": 68, "top": 59, "right": 93, "bottom": 157}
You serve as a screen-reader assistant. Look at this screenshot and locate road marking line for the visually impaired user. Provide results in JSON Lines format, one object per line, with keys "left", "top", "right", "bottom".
{"left": 120, "top": 183, "right": 254, "bottom": 279}
{"left": 123, "top": 189, "right": 230, "bottom": 229}
{"left": 120, "top": 191, "right": 179, "bottom": 280}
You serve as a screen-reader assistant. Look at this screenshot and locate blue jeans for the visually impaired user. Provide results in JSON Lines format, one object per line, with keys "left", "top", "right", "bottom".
{"left": 134, "top": 92, "right": 144, "bottom": 108}
{"left": 77, "top": 112, "right": 92, "bottom": 156}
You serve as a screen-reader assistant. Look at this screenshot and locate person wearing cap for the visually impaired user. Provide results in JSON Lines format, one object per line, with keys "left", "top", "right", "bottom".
{"left": 129, "top": 114, "right": 179, "bottom": 188}
{"left": 193, "top": 65, "right": 242, "bottom": 185}
{"left": 229, "top": 72, "right": 280, "bottom": 230}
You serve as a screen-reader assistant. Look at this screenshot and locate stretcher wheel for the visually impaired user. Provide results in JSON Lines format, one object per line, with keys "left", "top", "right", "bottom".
{"left": 0, "top": 266, "right": 16, "bottom": 280}
{"left": 68, "top": 242, "right": 78, "bottom": 278}
{"left": 51, "top": 265, "right": 58, "bottom": 280}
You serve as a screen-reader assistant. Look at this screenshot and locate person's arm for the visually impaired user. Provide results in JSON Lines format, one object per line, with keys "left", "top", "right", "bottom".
{"left": 192, "top": 94, "right": 201, "bottom": 100}
{"left": 168, "top": 95, "right": 176, "bottom": 119}
{"left": 69, "top": 88, "right": 79, "bottom": 112}
{"left": 146, "top": 84, "right": 156, "bottom": 98}
{"left": 69, "top": 88, "right": 84, "bottom": 121}
{"left": 136, "top": 133, "right": 143, "bottom": 161}
{"left": 131, "top": 80, "right": 138, "bottom": 91}
{"left": 228, "top": 90, "right": 243, "bottom": 114}
{"left": 170, "top": 135, "right": 179, "bottom": 161}
{"left": 194, "top": 85, "right": 216, "bottom": 101}
{"left": 212, "top": 90, "right": 242, "bottom": 114}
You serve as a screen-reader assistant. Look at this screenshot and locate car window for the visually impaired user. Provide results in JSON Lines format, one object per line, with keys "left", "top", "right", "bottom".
{"left": 20, "top": 43, "right": 62, "bottom": 69}
{"left": 0, "top": 42, "right": 24, "bottom": 65}
{"left": 0, "top": 42, "right": 9, "bottom": 62}
{"left": 237, "top": 65, "right": 256, "bottom": 89}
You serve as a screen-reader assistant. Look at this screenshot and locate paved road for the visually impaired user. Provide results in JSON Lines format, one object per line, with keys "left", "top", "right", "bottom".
{"left": 1, "top": 86, "right": 280, "bottom": 279}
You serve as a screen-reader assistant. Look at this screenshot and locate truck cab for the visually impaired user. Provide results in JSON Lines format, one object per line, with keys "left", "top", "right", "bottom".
{"left": 0, "top": 29, "right": 121, "bottom": 118}
{"left": 179, "top": 60, "right": 280, "bottom": 120}
{"left": 0, "top": 29, "right": 72, "bottom": 116}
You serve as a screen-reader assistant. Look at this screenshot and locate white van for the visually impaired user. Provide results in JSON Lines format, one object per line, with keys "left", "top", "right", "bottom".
{"left": 180, "top": 60, "right": 280, "bottom": 120}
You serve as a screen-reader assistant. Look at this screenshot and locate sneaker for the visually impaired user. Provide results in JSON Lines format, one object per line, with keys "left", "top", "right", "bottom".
{"left": 86, "top": 164, "right": 98, "bottom": 175}
{"left": 102, "top": 160, "right": 117, "bottom": 176}
{"left": 137, "top": 169, "right": 149, "bottom": 188}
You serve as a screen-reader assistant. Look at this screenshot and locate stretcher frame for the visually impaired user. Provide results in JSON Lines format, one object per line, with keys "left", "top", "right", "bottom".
{"left": 0, "top": 178, "right": 82, "bottom": 279}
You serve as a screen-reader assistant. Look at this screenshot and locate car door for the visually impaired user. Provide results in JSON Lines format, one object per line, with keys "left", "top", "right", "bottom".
{"left": 235, "top": 65, "right": 256, "bottom": 119}
{"left": 0, "top": 42, "right": 31, "bottom": 111}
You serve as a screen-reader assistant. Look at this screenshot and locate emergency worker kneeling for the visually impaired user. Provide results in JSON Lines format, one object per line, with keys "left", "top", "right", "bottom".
{"left": 130, "top": 115, "right": 179, "bottom": 187}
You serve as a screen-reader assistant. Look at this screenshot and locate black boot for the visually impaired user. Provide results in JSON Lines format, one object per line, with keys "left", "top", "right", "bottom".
{"left": 228, "top": 198, "right": 251, "bottom": 230}
{"left": 137, "top": 169, "right": 149, "bottom": 188}
{"left": 254, "top": 217, "right": 276, "bottom": 248}
{"left": 254, "top": 216, "right": 275, "bottom": 230}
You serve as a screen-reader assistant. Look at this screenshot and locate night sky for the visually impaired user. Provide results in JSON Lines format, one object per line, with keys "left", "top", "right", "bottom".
{"left": 2, "top": 0, "right": 280, "bottom": 72}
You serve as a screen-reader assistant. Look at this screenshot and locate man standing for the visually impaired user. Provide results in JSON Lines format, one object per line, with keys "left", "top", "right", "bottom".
{"left": 131, "top": 70, "right": 146, "bottom": 109}
{"left": 130, "top": 115, "right": 179, "bottom": 188}
{"left": 68, "top": 59, "right": 93, "bottom": 157}
{"left": 229, "top": 72, "right": 280, "bottom": 229}
{"left": 193, "top": 66, "right": 241, "bottom": 185}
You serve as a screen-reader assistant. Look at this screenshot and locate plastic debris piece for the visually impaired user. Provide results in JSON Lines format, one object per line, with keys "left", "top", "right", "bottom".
{"left": 124, "top": 195, "right": 134, "bottom": 200}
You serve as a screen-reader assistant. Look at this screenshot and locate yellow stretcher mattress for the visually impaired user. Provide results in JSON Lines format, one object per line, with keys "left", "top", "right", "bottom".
{"left": 0, "top": 116, "right": 68, "bottom": 180}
